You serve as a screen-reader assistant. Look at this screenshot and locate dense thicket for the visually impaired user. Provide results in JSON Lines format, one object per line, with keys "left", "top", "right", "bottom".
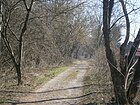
{"left": 0, "top": 0, "right": 95, "bottom": 84}
{"left": 1, "top": 0, "right": 140, "bottom": 104}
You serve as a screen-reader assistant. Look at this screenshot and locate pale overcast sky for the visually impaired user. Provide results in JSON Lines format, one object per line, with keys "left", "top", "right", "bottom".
{"left": 121, "top": 0, "right": 140, "bottom": 43}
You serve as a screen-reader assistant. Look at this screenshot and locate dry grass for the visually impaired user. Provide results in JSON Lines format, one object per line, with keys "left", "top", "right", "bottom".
{"left": 0, "top": 66, "right": 68, "bottom": 103}
{"left": 81, "top": 46, "right": 140, "bottom": 104}
{"left": 81, "top": 47, "right": 114, "bottom": 104}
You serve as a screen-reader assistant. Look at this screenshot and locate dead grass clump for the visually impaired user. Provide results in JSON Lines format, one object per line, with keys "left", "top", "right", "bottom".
{"left": 0, "top": 64, "right": 68, "bottom": 103}
{"left": 82, "top": 46, "right": 115, "bottom": 104}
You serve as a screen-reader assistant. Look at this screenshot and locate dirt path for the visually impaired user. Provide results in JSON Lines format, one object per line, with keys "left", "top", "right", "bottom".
{"left": 16, "top": 60, "right": 89, "bottom": 105}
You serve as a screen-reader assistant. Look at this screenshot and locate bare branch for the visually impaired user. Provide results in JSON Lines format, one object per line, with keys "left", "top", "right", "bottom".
{"left": 10, "top": 0, "right": 22, "bottom": 11}
{"left": 22, "top": 0, "right": 28, "bottom": 10}
{"left": 7, "top": 24, "right": 19, "bottom": 41}
{"left": 110, "top": 7, "right": 140, "bottom": 30}
{"left": 107, "top": 59, "right": 125, "bottom": 77}
{"left": 124, "top": 59, "right": 138, "bottom": 90}
{"left": 119, "top": 0, "right": 130, "bottom": 46}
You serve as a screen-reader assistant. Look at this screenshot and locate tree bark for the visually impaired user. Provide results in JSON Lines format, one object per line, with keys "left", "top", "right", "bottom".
{"left": 0, "top": 1, "right": 2, "bottom": 55}
{"left": 127, "top": 29, "right": 140, "bottom": 104}
{"left": 127, "top": 58, "right": 140, "bottom": 104}
{"left": 0, "top": 0, "right": 34, "bottom": 85}
{"left": 103, "top": 0, "right": 127, "bottom": 104}
{"left": 119, "top": 0, "right": 130, "bottom": 76}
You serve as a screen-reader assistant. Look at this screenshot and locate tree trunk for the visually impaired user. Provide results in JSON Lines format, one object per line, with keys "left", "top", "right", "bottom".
{"left": 15, "top": 64, "right": 22, "bottom": 85}
{"left": 0, "top": 1, "right": 2, "bottom": 55}
{"left": 127, "top": 58, "right": 140, "bottom": 104}
{"left": 103, "top": 0, "right": 127, "bottom": 104}
{"left": 127, "top": 29, "right": 140, "bottom": 104}
{"left": 0, "top": 0, "right": 34, "bottom": 85}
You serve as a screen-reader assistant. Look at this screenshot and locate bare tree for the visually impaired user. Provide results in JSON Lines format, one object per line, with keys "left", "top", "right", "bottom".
{"left": 0, "top": 1, "right": 2, "bottom": 55}
{"left": 1, "top": 0, "right": 34, "bottom": 85}
{"left": 103, "top": 0, "right": 140, "bottom": 104}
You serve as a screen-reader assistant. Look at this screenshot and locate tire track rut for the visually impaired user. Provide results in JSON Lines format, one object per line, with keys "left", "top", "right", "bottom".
{"left": 18, "top": 60, "right": 89, "bottom": 105}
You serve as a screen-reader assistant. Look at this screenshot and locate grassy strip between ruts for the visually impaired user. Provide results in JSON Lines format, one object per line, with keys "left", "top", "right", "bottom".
{"left": 33, "top": 66, "right": 69, "bottom": 88}
{"left": 64, "top": 70, "right": 79, "bottom": 81}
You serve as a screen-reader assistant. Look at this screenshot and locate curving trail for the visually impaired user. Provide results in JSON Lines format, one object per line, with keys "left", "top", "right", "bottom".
{"left": 18, "top": 60, "right": 89, "bottom": 105}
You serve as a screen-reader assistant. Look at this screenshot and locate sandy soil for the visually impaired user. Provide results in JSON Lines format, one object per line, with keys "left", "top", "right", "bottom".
{"left": 16, "top": 60, "right": 89, "bottom": 105}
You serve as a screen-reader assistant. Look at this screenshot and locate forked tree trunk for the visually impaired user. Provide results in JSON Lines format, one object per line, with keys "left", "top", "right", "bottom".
{"left": 103, "top": 0, "right": 127, "bottom": 104}
{"left": 126, "top": 29, "right": 140, "bottom": 104}
{"left": 103, "top": 0, "right": 140, "bottom": 104}
{"left": 0, "top": 0, "right": 34, "bottom": 85}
